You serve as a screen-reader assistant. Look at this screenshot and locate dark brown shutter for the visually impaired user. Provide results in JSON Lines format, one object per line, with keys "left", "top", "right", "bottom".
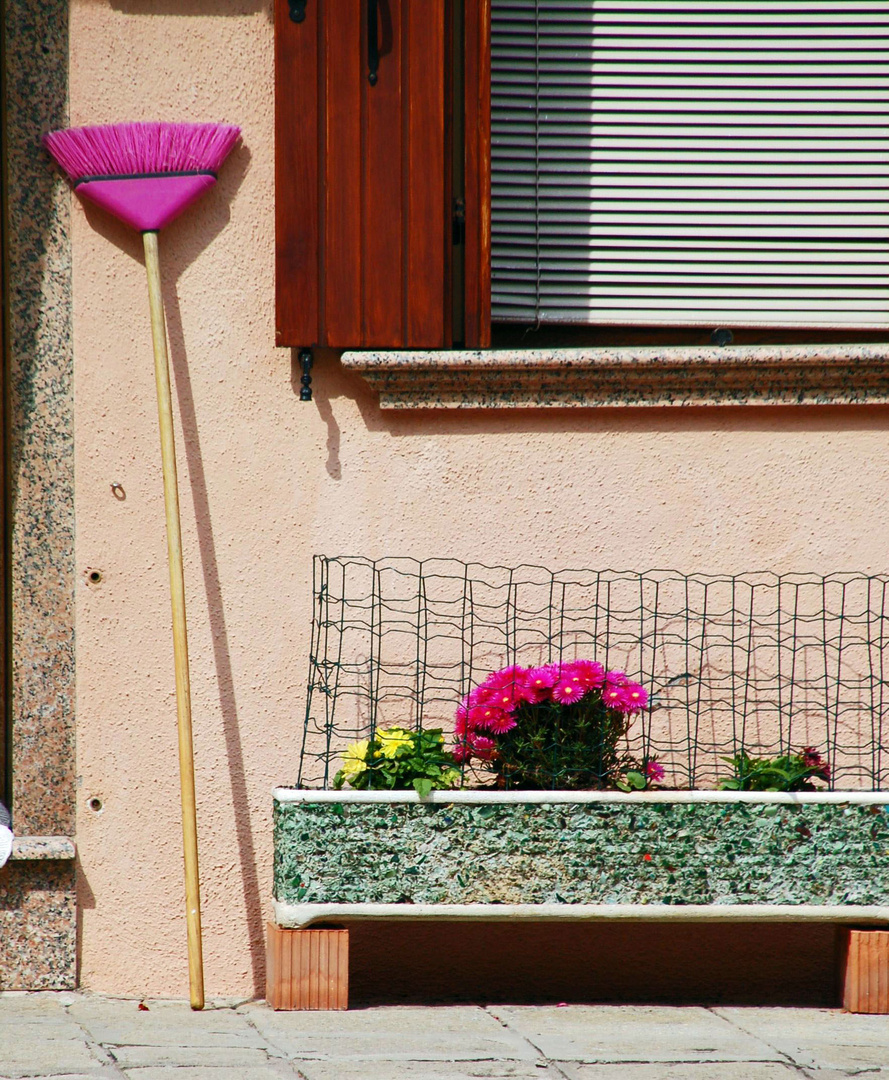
{"left": 275, "top": 0, "right": 490, "bottom": 350}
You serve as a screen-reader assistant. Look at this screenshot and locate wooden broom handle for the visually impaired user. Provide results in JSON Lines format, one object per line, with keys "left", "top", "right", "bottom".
{"left": 143, "top": 230, "right": 205, "bottom": 1011}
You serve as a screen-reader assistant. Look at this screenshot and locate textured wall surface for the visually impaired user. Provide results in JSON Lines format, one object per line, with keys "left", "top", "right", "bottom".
{"left": 64, "top": 0, "right": 889, "bottom": 999}
{"left": 5, "top": 0, "right": 75, "bottom": 837}
{"left": 1, "top": 0, "right": 77, "bottom": 992}
{"left": 0, "top": 861, "right": 76, "bottom": 989}
{"left": 275, "top": 800, "right": 889, "bottom": 906}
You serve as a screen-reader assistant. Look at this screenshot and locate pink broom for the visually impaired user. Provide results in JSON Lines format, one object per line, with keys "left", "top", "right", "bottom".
{"left": 44, "top": 122, "right": 240, "bottom": 1010}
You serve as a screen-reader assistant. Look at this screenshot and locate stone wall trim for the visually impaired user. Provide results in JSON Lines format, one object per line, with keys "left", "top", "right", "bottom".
{"left": 10, "top": 836, "right": 75, "bottom": 860}
{"left": 342, "top": 344, "right": 889, "bottom": 408}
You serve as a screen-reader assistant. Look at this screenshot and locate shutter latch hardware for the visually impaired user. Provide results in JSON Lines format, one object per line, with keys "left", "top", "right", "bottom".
{"left": 452, "top": 198, "right": 466, "bottom": 246}
{"left": 367, "top": 0, "right": 380, "bottom": 85}
{"left": 299, "top": 349, "right": 314, "bottom": 401}
{"left": 289, "top": 0, "right": 307, "bottom": 23}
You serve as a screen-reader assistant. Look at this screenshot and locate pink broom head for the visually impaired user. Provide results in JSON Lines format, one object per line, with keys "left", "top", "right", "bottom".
{"left": 43, "top": 122, "right": 241, "bottom": 233}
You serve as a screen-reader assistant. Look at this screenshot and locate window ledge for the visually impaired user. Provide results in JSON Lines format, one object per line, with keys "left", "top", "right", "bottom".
{"left": 10, "top": 836, "right": 76, "bottom": 861}
{"left": 342, "top": 344, "right": 889, "bottom": 408}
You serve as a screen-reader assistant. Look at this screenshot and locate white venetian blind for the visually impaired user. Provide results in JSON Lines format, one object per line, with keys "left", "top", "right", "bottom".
{"left": 490, "top": 0, "right": 889, "bottom": 327}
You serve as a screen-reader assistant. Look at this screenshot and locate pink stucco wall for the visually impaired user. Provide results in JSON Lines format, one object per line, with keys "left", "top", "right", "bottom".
{"left": 69, "top": 2, "right": 889, "bottom": 997}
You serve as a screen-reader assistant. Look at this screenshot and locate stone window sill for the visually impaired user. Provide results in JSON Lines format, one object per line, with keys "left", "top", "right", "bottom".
{"left": 10, "top": 836, "right": 76, "bottom": 861}
{"left": 341, "top": 344, "right": 889, "bottom": 408}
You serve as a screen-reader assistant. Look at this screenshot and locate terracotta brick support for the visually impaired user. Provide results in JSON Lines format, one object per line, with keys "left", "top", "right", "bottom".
{"left": 265, "top": 924, "right": 349, "bottom": 1010}
{"left": 841, "top": 929, "right": 889, "bottom": 1013}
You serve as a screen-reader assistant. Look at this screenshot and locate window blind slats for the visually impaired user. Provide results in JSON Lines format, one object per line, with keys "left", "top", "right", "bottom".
{"left": 490, "top": 0, "right": 889, "bottom": 326}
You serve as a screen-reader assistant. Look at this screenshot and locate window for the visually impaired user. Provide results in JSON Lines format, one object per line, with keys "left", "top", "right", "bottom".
{"left": 275, "top": 0, "right": 889, "bottom": 351}
{"left": 491, "top": 0, "right": 889, "bottom": 331}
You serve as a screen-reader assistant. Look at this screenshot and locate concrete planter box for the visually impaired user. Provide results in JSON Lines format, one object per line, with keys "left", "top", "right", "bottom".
{"left": 273, "top": 789, "right": 889, "bottom": 928}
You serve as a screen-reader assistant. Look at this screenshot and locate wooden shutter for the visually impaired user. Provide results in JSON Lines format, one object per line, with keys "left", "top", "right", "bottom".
{"left": 491, "top": 0, "right": 889, "bottom": 329}
{"left": 276, "top": 0, "right": 491, "bottom": 349}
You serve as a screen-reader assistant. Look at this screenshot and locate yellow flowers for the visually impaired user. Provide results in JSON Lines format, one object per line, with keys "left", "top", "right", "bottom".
{"left": 333, "top": 727, "right": 461, "bottom": 794}
{"left": 375, "top": 728, "right": 414, "bottom": 759}
{"left": 340, "top": 739, "right": 370, "bottom": 781}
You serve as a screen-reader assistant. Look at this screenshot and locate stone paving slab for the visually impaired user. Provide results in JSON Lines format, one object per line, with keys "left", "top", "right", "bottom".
{"left": 67, "top": 998, "right": 266, "bottom": 1050}
{"left": 0, "top": 992, "right": 81, "bottom": 1014}
{"left": 0, "top": 1075, "right": 122, "bottom": 1080}
{"left": 122, "top": 1069, "right": 295, "bottom": 1080}
{"left": 804, "top": 1073, "right": 889, "bottom": 1080}
{"left": 559, "top": 1067, "right": 802, "bottom": 1080}
{"left": 4, "top": 994, "right": 889, "bottom": 1078}
{"left": 242, "top": 1003, "right": 538, "bottom": 1062}
{"left": 0, "top": 1025, "right": 108, "bottom": 1079}
{"left": 0, "top": 991, "right": 101, "bottom": 1079}
{"left": 290, "top": 1063, "right": 563, "bottom": 1079}
{"left": 715, "top": 1006, "right": 889, "bottom": 1071}
{"left": 489, "top": 1005, "right": 783, "bottom": 1064}
{"left": 108, "top": 1045, "right": 275, "bottom": 1069}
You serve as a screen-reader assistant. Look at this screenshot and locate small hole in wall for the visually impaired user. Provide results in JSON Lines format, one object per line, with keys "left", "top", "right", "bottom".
{"left": 86, "top": 569, "right": 103, "bottom": 585}
{"left": 88, "top": 797, "right": 103, "bottom": 813}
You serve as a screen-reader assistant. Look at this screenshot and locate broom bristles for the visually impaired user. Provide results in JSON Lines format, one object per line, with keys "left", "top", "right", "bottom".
{"left": 44, "top": 122, "right": 240, "bottom": 183}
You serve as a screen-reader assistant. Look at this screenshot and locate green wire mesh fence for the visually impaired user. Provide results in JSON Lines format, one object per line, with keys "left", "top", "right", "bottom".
{"left": 297, "top": 556, "right": 889, "bottom": 790}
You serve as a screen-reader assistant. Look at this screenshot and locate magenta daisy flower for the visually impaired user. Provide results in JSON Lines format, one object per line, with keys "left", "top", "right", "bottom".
{"left": 452, "top": 740, "right": 473, "bottom": 763}
{"left": 801, "top": 746, "right": 830, "bottom": 780}
{"left": 602, "top": 683, "right": 630, "bottom": 711}
{"left": 454, "top": 703, "right": 472, "bottom": 738}
{"left": 569, "top": 659, "right": 606, "bottom": 688}
{"left": 645, "top": 760, "right": 665, "bottom": 783}
{"left": 516, "top": 682, "right": 548, "bottom": 704}
{"left": 468, "top": 704, "right": 512, "bottom": 731}
{"left": 484, "top": 685, "right": 524, "bottom": 711}
{"left": 465, "top": 686, "right": 484, "bottom": 707}
{"left": 601, "top": 670, "right": 630, "bottom": 710}
{"left": 624, "top": 682, "right": 648, "bottom": 712}
{"left": 525, "top": 664, "right": 559, "bottom": 697}
{"left": 474, "top": 665, "right": 531, "bottom": 709}
{"left": 801, "top": 746, "right": 823, "bottom": 769}
{"left": 551, "top": 679, "right": 587, "bottom": 705}
{"left": 468, "top": 733, "right": 498, "bottom": 760}
{"left": 485, "top": 711, "right": 518, "bottom": 735}
{"left": 485, "top": 665, "right": 528, "bottom": 691}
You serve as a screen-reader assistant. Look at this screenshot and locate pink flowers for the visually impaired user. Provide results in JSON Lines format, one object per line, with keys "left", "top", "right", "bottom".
{"left": 453, "top": 659, "right": 648, "bottom": 768}
{"left": 601, "top": 671, "right": 649, "bottom": 713}
{"left": 645, "top": 760, "right": 666, "bottom": 783}
{"left": 801, "top": 745, "right": 831, "bottom": 781}
{"left": 570, "top": 660, "right": 607, "bottom": 689}
{"left": 551, "top": 679, "right": 587, "bottom": 705}
{"left": 452, "top": 732, "right": 497, "bottom": 762}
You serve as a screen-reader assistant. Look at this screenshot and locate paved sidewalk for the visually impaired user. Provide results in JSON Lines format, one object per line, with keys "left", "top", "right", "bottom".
{"left": 1, "top": 993, "right": 888, "bottom": 1080}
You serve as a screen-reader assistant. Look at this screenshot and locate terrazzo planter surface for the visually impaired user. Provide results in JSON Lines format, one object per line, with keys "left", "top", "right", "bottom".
{"left": 273, "top": 790, "right": 889, "bottom": 925}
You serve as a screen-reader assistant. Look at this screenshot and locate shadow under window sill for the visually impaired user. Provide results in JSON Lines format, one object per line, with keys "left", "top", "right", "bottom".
{"left": 341, "top": 344, "right": 889, "bottom": 409}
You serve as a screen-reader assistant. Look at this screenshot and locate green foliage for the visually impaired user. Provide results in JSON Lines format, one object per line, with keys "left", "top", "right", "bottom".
{"left": 489, "top": 697, "right": 633, "bottom": 790}
{"left": 719, "top": 747, "right": 831, "bottom": 792}
{"left": 616, "top": 770, "right": 647, "bottom": 792}
{"left": 333, "top": 727, "right": 460, "bottom": 797}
